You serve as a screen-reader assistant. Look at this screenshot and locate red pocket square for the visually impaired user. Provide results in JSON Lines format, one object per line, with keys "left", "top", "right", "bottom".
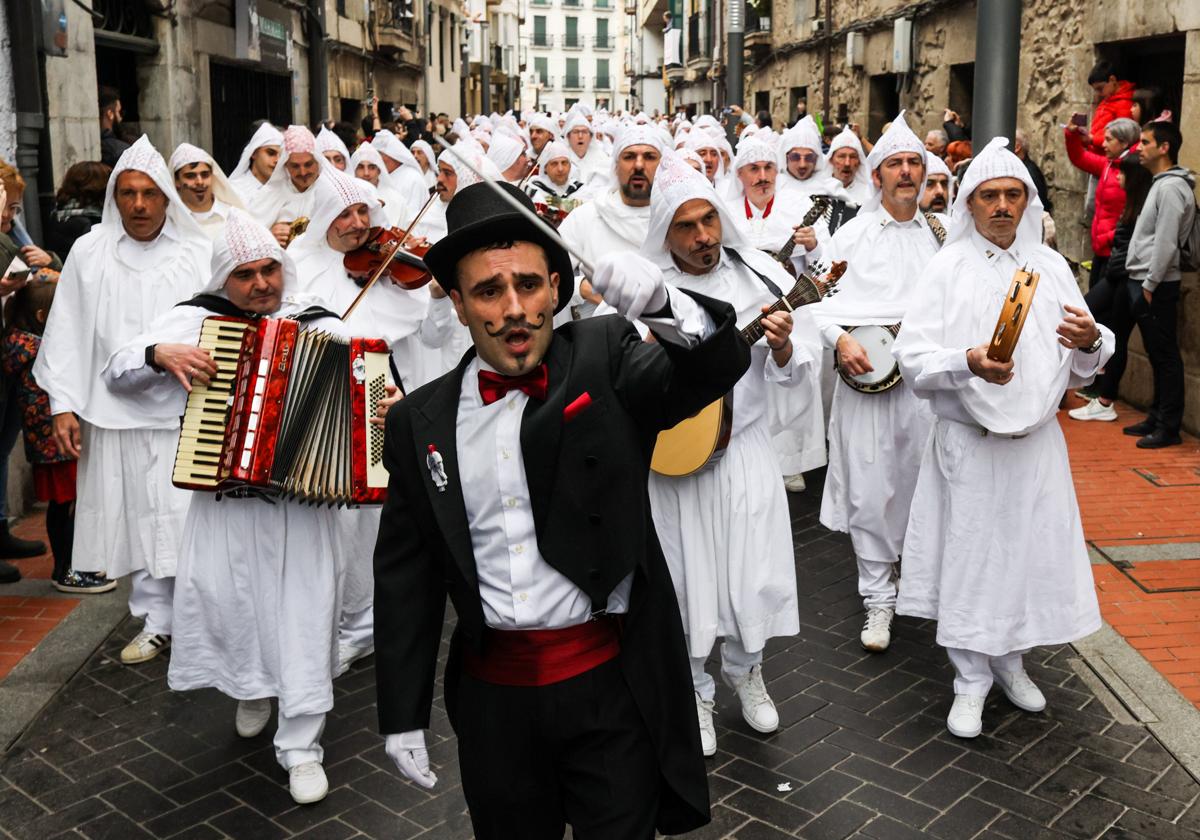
{"left": 563, "top": 392, "right": 593, "bottom": 422}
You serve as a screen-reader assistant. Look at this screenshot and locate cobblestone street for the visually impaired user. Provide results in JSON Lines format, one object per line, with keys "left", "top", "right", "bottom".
{"left": 2, "top": 465, "right": 1200, "bottom": 839}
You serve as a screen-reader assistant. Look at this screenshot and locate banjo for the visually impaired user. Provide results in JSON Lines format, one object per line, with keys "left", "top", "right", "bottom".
{"left": 651, "top": 260, "right": 846, "bottom": 477}
{"left": 835, "top": 324, "right": 902, "bottom": 394}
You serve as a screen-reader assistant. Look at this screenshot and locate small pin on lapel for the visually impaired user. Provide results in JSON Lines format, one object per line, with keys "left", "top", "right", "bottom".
{"left": 427, "top": 444, "right": 448, "bottom": 493}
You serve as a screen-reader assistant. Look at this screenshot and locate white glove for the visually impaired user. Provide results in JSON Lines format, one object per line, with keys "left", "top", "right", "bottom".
{"left": 590, "top": 252, "right": 670, "bottom": 323}
{"left": 385, "top": 730, "right": 438, "bottom": 789}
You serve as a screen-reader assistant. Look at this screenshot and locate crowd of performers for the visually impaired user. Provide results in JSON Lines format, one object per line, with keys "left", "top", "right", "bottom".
{"left": 31, "top": 103, "right": 1109, "bottom": 836}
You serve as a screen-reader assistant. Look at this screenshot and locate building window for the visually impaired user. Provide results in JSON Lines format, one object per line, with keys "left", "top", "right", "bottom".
{"left": 565, "top": 16, "right": 580, "bottom": 48}
{"left": 596, "top": 58, "right": 609, "bottom": 89}
{"left": 565, "top": 57, "right": 580, "bottom": 88}
{"left": 534, "top": 15, "right": 549, "bottom": 46}
{"left": 535, "top": 56, "right": 549, "bottom": 84}
{"left": 595, "top": 18, "right": 609, "bottom": 49}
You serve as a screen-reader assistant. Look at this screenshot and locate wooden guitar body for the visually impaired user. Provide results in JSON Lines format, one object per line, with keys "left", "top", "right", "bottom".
{"left": 650, "top": 395, "right": 734, "bottom": 477}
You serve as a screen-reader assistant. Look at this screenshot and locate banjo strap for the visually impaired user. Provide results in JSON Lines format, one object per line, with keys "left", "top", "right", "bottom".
{"left": 723, "top": 247, "right": 784, "bottom": 299}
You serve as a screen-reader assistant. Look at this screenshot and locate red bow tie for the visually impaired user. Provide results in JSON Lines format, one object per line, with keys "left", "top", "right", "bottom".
{"left": 478, "top": 364, "right": 549, "bottom": 405}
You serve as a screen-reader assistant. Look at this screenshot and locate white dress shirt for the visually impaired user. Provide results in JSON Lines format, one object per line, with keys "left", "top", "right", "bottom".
{"left": 457, "top": 290, "right": 713, "bottom": 630}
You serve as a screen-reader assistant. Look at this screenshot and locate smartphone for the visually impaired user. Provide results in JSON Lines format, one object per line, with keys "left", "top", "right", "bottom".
{"left": 1070, "top": 112, "right": 1087, "bottom": 127}
{"left": 3, "top": 255, "right": 28, "bottom": 285}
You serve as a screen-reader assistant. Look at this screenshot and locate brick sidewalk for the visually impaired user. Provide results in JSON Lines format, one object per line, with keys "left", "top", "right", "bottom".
{"left": 0, "top": 510, "right": 79, "bottom": 680}
{"left": 1062, "top": 401, "right": 1200, "bottom": 710}
{"left": 3, "top": 474, "right": 1199, "bottom": 839}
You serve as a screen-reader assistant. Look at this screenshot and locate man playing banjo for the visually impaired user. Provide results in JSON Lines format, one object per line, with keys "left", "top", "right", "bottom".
{"left": 812, "top": 112, "right": 947, "bottom": 654}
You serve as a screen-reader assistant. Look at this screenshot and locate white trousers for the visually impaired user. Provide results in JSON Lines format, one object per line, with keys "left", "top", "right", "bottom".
{"left": 338, "top": 605, "right": 374, "bottom": 651}
{"left": 946, "top": 648, "right": 1025, "bottom": 697}
{"left": 857, "top": 558, "right": 897, "bottom": 610}
{"left": 128, "top": 570, "right": 175, "bottom": 636}
{"left": 690, "top": 636, "right": 761, "bottom": 702}
{"left": 274, "top": 709, "right": 326, "bottom": 770}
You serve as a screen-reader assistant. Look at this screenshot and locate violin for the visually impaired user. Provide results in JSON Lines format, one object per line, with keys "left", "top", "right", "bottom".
{"left": 343, "top": 225, "right": 432, "bottom": 291}
{"left": 339, "top": 188, "right": 439, "bottom": 321}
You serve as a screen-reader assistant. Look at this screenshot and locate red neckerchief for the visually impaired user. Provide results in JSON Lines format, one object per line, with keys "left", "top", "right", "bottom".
{"left": 745, "top": 196, "right": 774, "bottom": 219}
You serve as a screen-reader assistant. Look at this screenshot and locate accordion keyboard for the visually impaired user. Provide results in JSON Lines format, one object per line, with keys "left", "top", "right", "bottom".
{"left": 173, "top": 317, "right": 253, "bottom": 489}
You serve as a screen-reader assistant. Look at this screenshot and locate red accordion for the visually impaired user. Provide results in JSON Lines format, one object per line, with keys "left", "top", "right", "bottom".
{"left": 173, "top": 316, "right": 390, "bottom": 505}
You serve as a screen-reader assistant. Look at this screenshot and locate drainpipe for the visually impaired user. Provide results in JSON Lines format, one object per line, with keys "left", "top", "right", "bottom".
{"left": 308, "top": 0, "right": 329, "bottom": 125}
{"left": 972, "top": 0, "right": 1021, "bottom": 150}
{"left": 725, "top": 0, "right": 743, "bottom": 145}
{"left": 6, "top": 0, "right": 48, "bottom": 242}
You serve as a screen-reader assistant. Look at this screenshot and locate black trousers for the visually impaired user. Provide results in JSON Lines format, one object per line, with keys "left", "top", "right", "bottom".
{"left": 1133, "top": 282, "right": 1185, "bottom": 433}
{"left": 46, "top": 500, "right": 75, "bottom": 581}
{"left": 1084, "top": 276, "right": 1138, "bottom": 402}
{"left": 454, "top": 658, "right": 660, "bottom": 840}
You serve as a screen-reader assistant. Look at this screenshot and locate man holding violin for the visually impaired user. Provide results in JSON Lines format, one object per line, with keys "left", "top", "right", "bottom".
{"left": 289, "top": 167, "right": 445, "bottom": 677}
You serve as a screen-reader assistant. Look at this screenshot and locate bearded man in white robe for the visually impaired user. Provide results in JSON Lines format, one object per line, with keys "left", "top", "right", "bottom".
{"left": 609, "top": 154, "right": 817, "bottom": 757}
{"left": 169, "top": 143, "right": 245, "bottom": 241}
{"left": 893, "top": 138, "right": 1111, "bottom": 740}
{"left": 34, "top": 136, "right": 209, "bottom": 665}
{"left": 559, "top": 125, "right": 664, "bottom": 318}
{"left": 228, "top": 122, "right": 283, "bottom": 204}
{"left": 249, "top": 125, "right": 324, "bottom": 247}
{"left": 373, "top": 129, "right": 432, "bottom": 224}
{"left": 826, "top": 126, "right": 875, "bottom": 207}
{"left": 101, "top": 209, "right": 353, "bottom": 805}
{"left": 290, "top": 168, "right": 438, "bottom": 675}
{"left": 812, "top": 112, "right": 946, "bottom": 655}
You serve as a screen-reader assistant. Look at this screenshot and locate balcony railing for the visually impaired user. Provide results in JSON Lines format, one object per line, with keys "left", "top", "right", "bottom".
{"left": 593, "top": 35, "right": 613, "bottom": 49}
{"left": 533, "top": 32, "right": 552, "bottom": 46}
{"left": 377, "top": 0, "right": 415, "bottom": 35}
{"left": 594, "top": 75, "right": 611, "bottom": 90}
{"left": 563, "top": 75, "right": 583, "bottom": 89}
{"left": 594, "top": 0, "right": 611, "bottom": 7}
{"left": 531, "top": 0, "right": 551, "bottom": 5}
{"left": 563, "top": 0, "right": 582, "bottom": 6}
{"left": 563, "top": 33, "right": 583, "bottom": 48}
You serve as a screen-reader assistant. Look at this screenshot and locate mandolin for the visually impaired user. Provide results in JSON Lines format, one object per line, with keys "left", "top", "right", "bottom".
{"left": 651, "top": 260, "right": 846, "bottom": 477}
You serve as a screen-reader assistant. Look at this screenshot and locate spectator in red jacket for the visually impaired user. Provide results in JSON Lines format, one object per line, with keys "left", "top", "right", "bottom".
{"left": 1065, "top": 116, "right": 1141, "bottom": 288}
{"left": 1086, "top": 60, "right": 1135, "bottom": 150}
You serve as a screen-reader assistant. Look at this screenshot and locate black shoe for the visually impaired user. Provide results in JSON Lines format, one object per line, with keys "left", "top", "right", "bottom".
{"left": 1137, "top": 429, "right": 1182, "bottom": 449}
{"left": 0, "top": 521, "right": 46, "bottom": 559}
{"left": 0, "top": 560, "right": 20, "bottom": 584}
{"left": 53, "top": 570, "right": 117, "bottom": 594}
{"left": 1123, "top": 419, "right": 1156, "bottom": 437}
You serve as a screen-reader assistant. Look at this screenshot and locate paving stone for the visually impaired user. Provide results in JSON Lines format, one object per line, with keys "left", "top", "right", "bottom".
{"left": 797, "top": 799, "right": 873, "bottom": 840}
{"left": 925, "top": 796, "right": 1002, "bottom": 839}
{"left": 208, "top": 805, "right": 290, "bottom": 840}
{"left": 724, "top": 786, "right": 813, "bottom": 832}
{"left": 1093, "top": 776, "right": 1189, "bottom": 822}
{"left": 857, "top": 814, "right": 933, "bottom": 840}
{"left": 787, "top": 769, "right": 861, "bottom": 815}
{"left": 846, "top": 783, "right": 939, "bottom": 828}
{"left": 730, "top": 819, "right": 795, "bottom": 839}
{"left": 910, "top": 766, "right": 985, "bottom": 810}
{"left": 835, "top": 756, "right": 924, "bottom": 795}
{"left": 99, "top": 780, "right": 178, "bottom": 823}
{"left": 78, "top": 811, "right": 156, "bottom": 840}
{"left": 1052, "top": 793, "right": 1126, "bottom": 838}
{"left": 972, "top": 780, "right": 1061, "bottom": 823}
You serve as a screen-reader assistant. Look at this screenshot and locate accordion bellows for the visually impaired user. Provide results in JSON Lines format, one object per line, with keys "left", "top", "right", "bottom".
{"left": 174, "top": 316, "right": 390, "bottom": 506}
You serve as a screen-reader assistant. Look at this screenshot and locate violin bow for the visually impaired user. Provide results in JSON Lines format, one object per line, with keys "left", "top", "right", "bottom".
{"left": 340, "top": 187, "right": 440, "bottom": 322}
{"left": 433, "top": 137, "right": 595, "bottom": 278}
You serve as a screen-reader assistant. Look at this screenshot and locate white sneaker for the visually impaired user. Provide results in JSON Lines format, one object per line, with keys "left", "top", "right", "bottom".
{"left": 288, "top": 761, "right": 329, "bottom": 804}
{"left": 695, "top": 692, "right": 717, "bottom": 757}
{"left": 120, "top": 631, "right": 170, "bottom": 665}
{"left": 334, "top": 642, "right": 374, "bottom": 678}
{"left": 947, "top": 694, "right": 985, "bottom": 738}
{"left": 235, "top": 698, "right": 272, "bottom": 738}
{"left": 992, "top": 668, "right": 1047, "bottom": 712}
{"left": 1068, "top": 398, "right": 1117, "bottom": 422}
{"left": 860, "top": 607, "right": 894, "bottom": 652}
{"left": 724, "top": 665, "right": 779, "bottom": 734}
{"left": 783, "top": 473, "right": 806, "bottom": 493}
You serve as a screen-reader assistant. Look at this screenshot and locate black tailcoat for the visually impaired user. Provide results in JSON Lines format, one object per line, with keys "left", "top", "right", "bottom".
{"left": 373, "top": 292, "right": 751, "bottom": 834}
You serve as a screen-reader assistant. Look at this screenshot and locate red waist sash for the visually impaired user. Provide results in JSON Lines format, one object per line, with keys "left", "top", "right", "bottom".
{"left": 462, "top": 615, "right": 621, "bottom": 687}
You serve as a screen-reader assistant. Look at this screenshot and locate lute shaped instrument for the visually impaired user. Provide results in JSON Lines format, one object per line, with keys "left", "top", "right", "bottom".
{"left": 650, "top": 260, "right": 846, "bottom": 477}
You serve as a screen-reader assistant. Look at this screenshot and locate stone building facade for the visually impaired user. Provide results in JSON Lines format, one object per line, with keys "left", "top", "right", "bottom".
{"left": 744, "top": 0, "right": 1200, "bottom": 432}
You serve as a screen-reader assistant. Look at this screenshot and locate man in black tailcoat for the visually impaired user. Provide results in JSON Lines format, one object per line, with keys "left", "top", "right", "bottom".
{"left": 371, "top": 180, "right": 751, "bottom": 838}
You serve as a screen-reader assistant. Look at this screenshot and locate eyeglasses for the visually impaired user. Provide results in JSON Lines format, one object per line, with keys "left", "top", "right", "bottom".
{"left": 786, "top": 152, "right": 818, "bottom": 164}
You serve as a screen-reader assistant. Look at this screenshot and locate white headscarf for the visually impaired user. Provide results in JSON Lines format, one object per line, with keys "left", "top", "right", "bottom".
{"left": 825, "top": 127, "right": 873, "bottom": 200}
{"left": 204, "top": 207, "right": 297, "bottom": 297}
{"left": 948, "top": 136, "right": 1042, "bottom": 249}
{"left": 641, "top": 152, "right": 751, "bottom": 269}
{"left": 229, "top": 122, "right": 284, "bottom": 180}
{"left": 733, "top": 137, "right": 777, "bottom": 172}
{"left": 287, "top": 166, "right": 389, "bottom": 261}
{"left": 168, "top": 142, "right": 245, "bottom": 210}
{"left": 535, "top": 140, "right": 581, "bottom": 185}
{"left": 685, "top": 131, "right": 725, "bottom": 181}
{"left": 678, "top": 148, "right": 705, "bottom": 171}
{"left": 102, "top": 135, "right": 203, "bottom": 238}
{"left": 860, "top": 111, "right": 927, "bottom": 212}
{"left": 923, "top": 152, "right": 956, "bottom": 214}
{"left": 410, "top": 139, "right": 436, "bottom": 172}
{"left": 486, "top": 132, "right": 526, "bottom": 176}
{"left": 610, "top": 124, "right": 666, "bottom": 176}
{"left": 315, "top": 126, "right": 352, "bottom": 166}
{"left": 372, "top": 128, "right": 421, "bottom": 171}
{"left": 777, "top": 115, "right": 832, "bottom": 182}
{"left": 439, "top": 144, "right": 502, "bottom": 191}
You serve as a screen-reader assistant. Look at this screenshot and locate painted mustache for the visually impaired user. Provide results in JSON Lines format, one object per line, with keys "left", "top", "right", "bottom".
{"left": 484, "top": 313, "right": 547, "bottom": 338}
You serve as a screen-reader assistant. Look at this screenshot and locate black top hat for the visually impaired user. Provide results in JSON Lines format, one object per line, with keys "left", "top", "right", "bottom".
{"left": 424, "top": 181, "right": 575, "bottom": 314}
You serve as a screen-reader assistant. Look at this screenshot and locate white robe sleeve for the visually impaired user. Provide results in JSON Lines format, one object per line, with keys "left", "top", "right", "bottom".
{"left": 418, "top": 295, "right": 457, "bottom": 349}
{"left": 640, "top": 285, "right": 714, "bottom": 348}
{"left": 32, "top": 246, "right": 91, "bottom": 416}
